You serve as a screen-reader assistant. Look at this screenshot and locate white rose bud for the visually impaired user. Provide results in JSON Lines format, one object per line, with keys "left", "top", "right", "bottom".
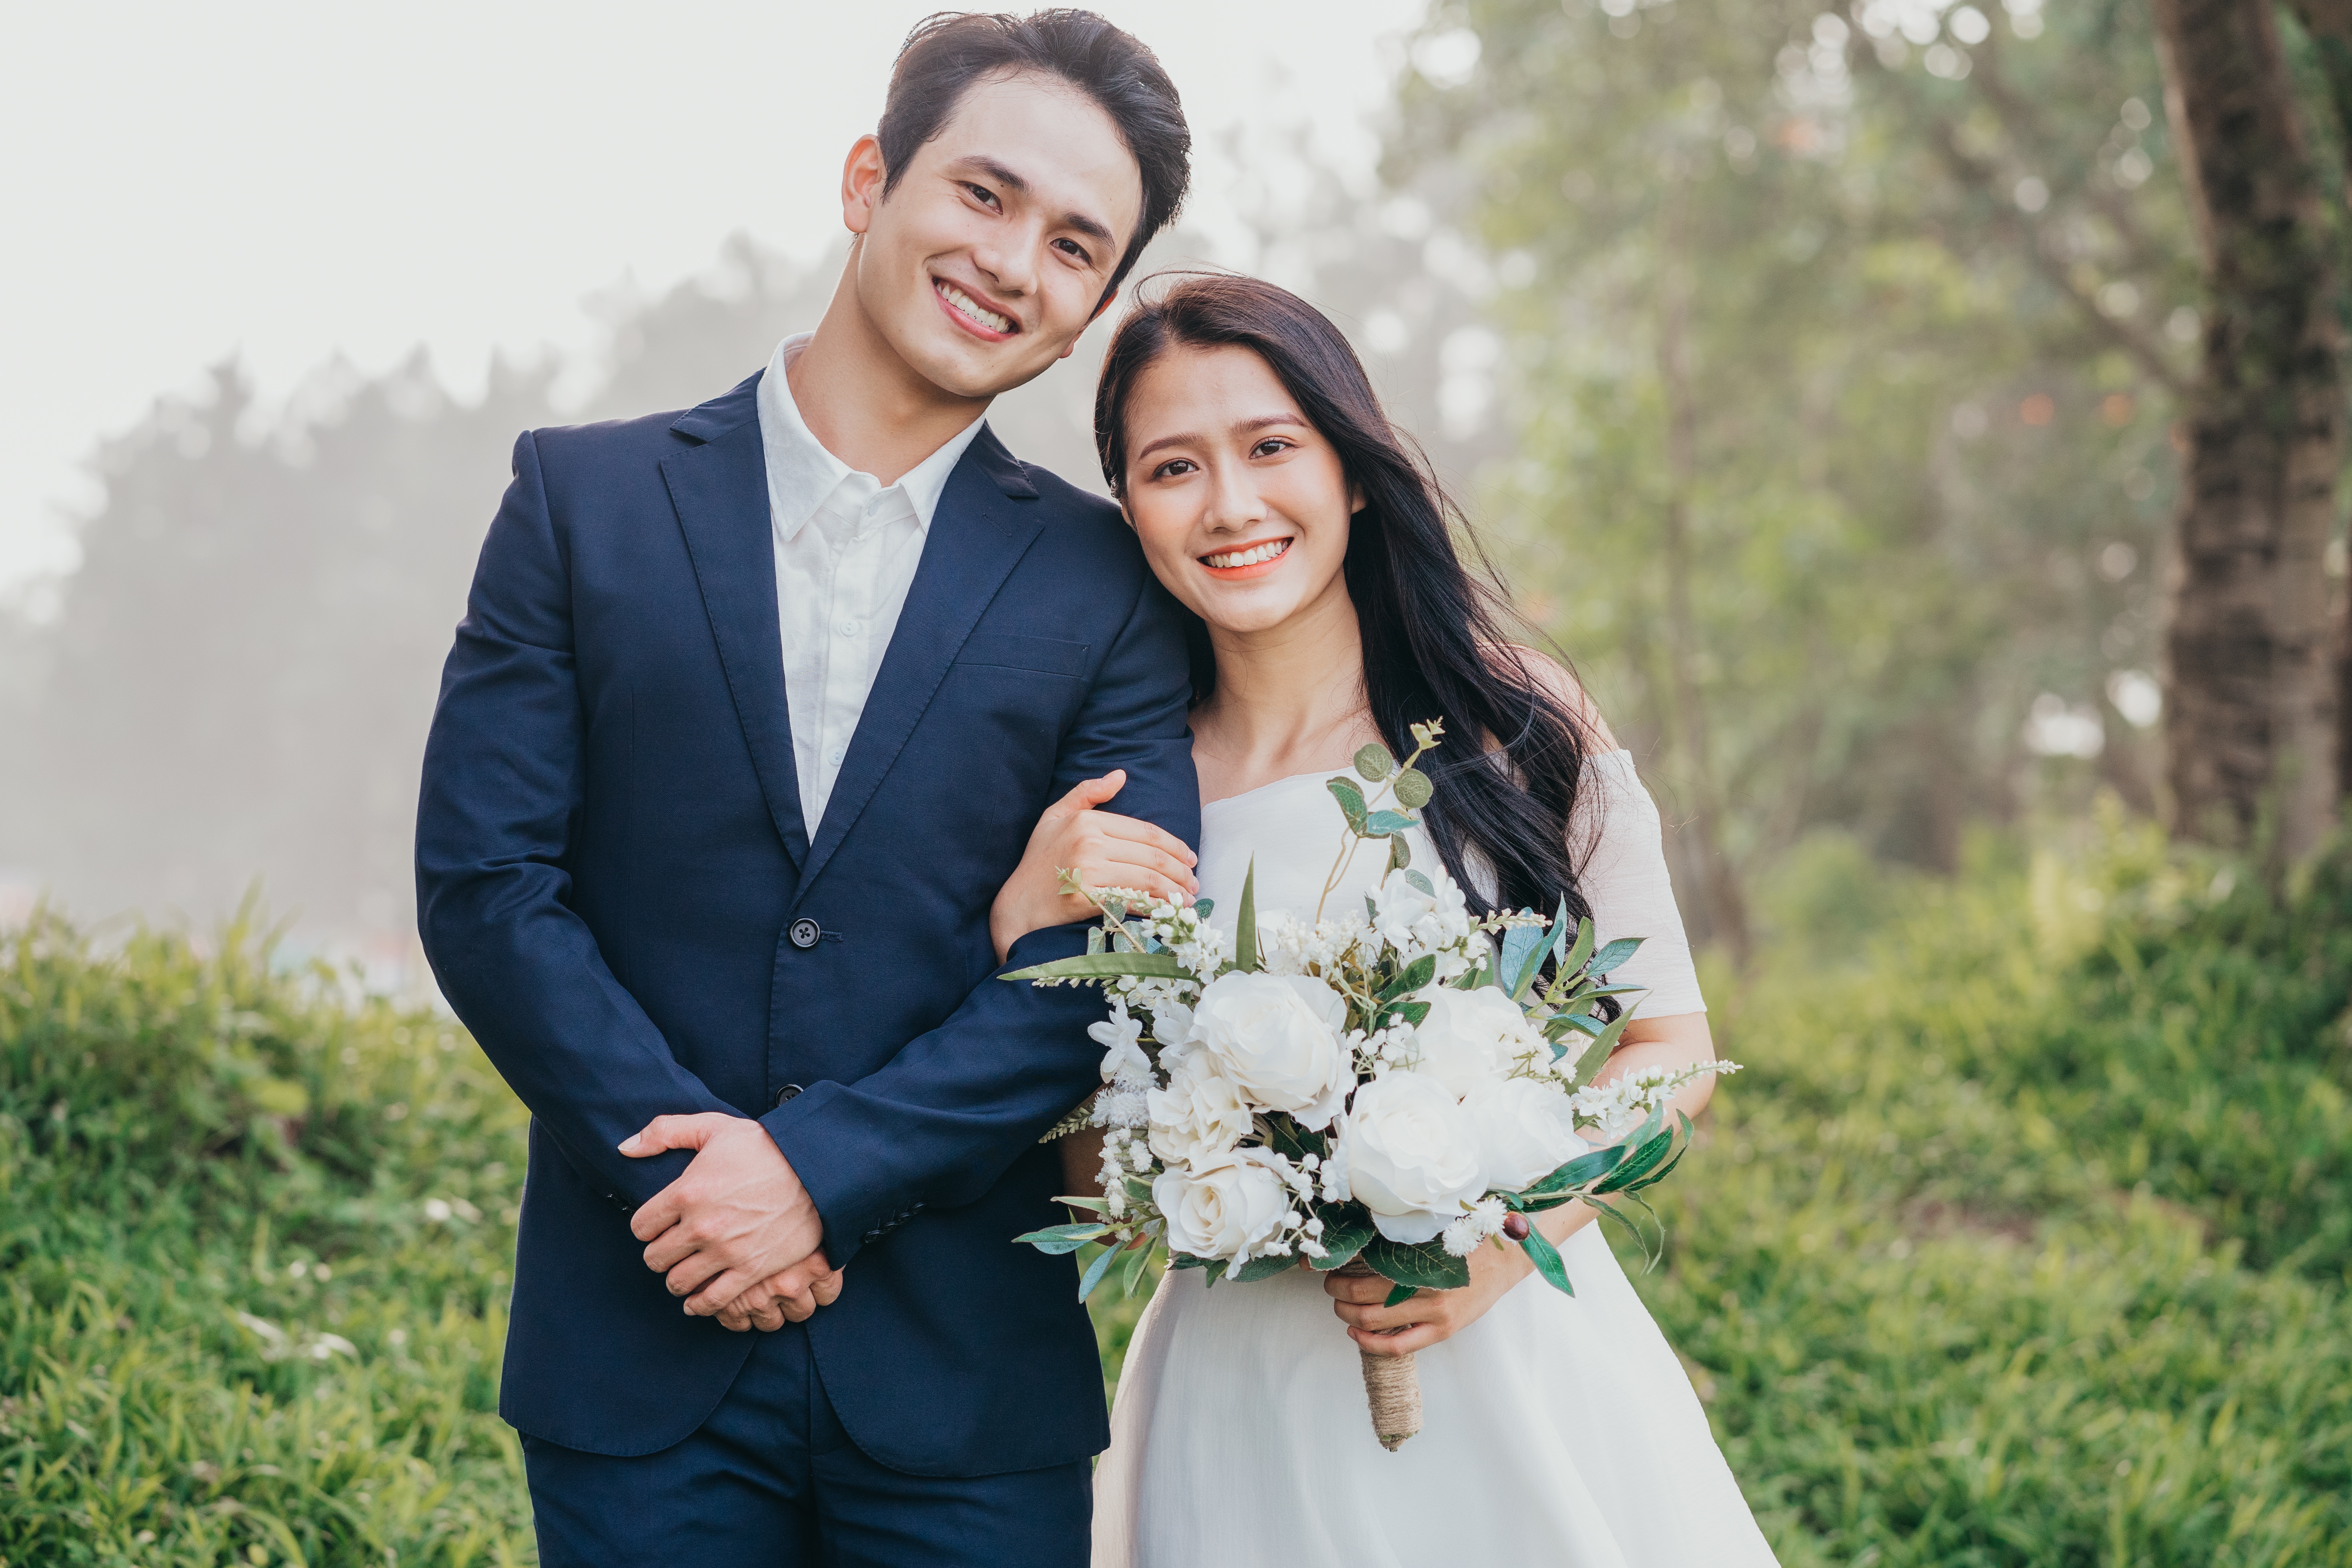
{"left": 1153, "top": 1149, "right": 1292, "bottom": 1264}
{"left": 1336, "top": 1071, "right": 1487, "bottom": 1244}
{"left": 1185, "top": 971, "right": 1354, "bottom": 1130}
{"left": 1146, "top": 1041, "right": 1254, "bottom": 1167}
{"left": 1460, "top": 1075, "right": 1586, "bottom": 1192}
{"left": 1409, "top": 986, "right": 1545, "bottom": 1099}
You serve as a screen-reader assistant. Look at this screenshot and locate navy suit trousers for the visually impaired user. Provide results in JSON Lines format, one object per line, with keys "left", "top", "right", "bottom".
{"left": 521, "top": 1322, "right": 1091, "bottom": 1566}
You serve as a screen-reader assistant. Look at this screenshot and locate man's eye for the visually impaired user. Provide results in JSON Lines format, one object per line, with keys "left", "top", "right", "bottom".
{"left": 1054, "top": 237, "right": 1094, "bottom": 265}
{"left": 965, "top": 183, "right": 1000, "bottom": 211}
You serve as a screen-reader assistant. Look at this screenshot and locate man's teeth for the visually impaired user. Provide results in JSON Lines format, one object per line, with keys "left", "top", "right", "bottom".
{"left": 1204, "top": 539, "right": 1291, "bottom": 570}
{"left": 937, "top": 281, "right": 1013, "bottom": 334}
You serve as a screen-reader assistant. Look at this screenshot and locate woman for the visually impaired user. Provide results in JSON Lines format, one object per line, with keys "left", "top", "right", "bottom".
{"left": 988, "top": 275, "right": 1778, "bottom": 1566}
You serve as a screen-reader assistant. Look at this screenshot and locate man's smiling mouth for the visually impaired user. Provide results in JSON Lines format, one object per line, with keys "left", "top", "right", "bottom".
{"left": 935, "top": 279, "right": 1016, "bottom": 335}
{"left": 1202, "top": 538, "right": 1292, "bottom": 570}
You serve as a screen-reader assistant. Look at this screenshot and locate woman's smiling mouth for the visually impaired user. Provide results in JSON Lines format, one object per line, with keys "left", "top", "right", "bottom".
{"left": 1200, "top": 537, "right": 1293, "bottom": 575}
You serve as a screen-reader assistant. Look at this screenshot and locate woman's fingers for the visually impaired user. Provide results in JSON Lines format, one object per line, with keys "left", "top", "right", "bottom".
{"left": 1094, "top": 812, "right": 1198, "bottom": 866}
{"left": 1351, "top": 1321, "right": 1443, "bottom": 1356}
{"left": 1045, "top": 771, "right": 1127, "bottom": 824}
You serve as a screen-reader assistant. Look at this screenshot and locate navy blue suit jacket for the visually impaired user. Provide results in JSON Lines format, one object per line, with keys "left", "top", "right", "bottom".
{"left": 415, "top": 371, "right": 1198, "bottom": 1474}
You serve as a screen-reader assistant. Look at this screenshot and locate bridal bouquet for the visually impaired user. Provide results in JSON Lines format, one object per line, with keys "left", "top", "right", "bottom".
{"left": 1006, "top": 722, "right": 1736, "bottom": 1450}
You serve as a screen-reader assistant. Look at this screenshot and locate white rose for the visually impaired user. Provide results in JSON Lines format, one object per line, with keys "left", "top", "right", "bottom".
{"left": 1460, "top": 1075, "right": 1586, "bottom": 1191}
{"left": 1153, "top": 1149, "right": 1293, "bottom": 1263}
{"left": 1336, "top": 1071, "right": 1488, "bottom": 1243}
{"left": 1186, "top": 971, "right": 1354, "bottom": 1130}
{"left": 1146, "top": 1041, "right": 1254, "bottom": 1167}
{"left": 1371, "top": 867, "right": 1472, "bottom": 954}
{"left": 1409, "top": 985, "right": 1543, "bottom": 1099}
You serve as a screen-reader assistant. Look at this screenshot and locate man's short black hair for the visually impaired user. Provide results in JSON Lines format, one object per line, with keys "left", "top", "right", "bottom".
{"left": 879, "top": 10, "right": 1190, "bottom": 300}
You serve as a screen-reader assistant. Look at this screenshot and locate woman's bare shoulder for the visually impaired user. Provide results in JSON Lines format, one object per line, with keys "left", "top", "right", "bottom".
{"left": 1488, "top": 643, "right": 1619, "bottom": 750}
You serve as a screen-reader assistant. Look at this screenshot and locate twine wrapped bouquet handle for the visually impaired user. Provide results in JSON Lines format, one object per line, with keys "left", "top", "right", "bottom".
{"left": 1335, "top": 1261, "right": 1422, "bottom": 1450}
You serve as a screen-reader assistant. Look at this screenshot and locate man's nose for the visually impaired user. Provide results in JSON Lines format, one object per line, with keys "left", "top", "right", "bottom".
{"left": 972, "top": 229, "right": 1041, "bottom": 300}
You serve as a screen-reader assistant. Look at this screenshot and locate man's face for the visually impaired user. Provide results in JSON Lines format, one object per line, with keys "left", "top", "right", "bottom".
{"left": 844, "top": 72, "right": 1143, "bottom": 401}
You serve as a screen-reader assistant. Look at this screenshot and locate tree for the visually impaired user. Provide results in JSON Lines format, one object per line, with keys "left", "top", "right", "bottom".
{"left": 2152, "top": 0, "right": 2343, "bottom": 860}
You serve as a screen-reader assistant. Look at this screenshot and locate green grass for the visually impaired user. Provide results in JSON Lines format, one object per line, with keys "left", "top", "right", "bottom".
{"left": 3, "top": 818, "right": 2348, "bottom": 1564}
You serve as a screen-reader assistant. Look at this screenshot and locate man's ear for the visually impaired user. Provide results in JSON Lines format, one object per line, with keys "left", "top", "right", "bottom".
{"left": 1060, "top": 287, "right": 1123, "bottom": 361}
{"left": 840, "top": 134, "right": 887, "bottom": 236}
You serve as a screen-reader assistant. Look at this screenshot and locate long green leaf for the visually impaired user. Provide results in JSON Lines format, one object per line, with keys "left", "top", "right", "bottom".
{"left": 1570, "top": 1009, "right": 1633, "bottom": 1084}
{"left": 1076, "top": 1244, "right": 1120, "bottom": 1301}
{"left": 1379, "top": 953, "right": 1438, "bottom": 1000}
{"left": 1001, "top": 951, "right": 1188, "bottom": 982}
{"left": 1559, "top": 915, "right": 1595, "bottom": 976}
{"left": 1235, "top": 859, "right": 1261, "bottom": 973}
{"left": 1118, "top": 1242, "right": 1153, "bottom": 1298}
{"left": 1232, "top": 1252, "right": 1300, "bottom": 1283}
{"left": 1523, "top": 1143, "right": 1623, "bottom": 1196}
{"left": 1383, "top": 1283, "right": 1418, "bottom": 1307}
{"left": 1013, "top": 1222, "right": 1110, "bottom": 1255}
{"left": 1594, "top": 1125, "right": 1677, "bottom": 1195}
{"left": 1519, "top": 1225, "right": 1575, "bottom": 1296}
{"left": 1589, "top": 936, "right": 1645, "bottom": 974}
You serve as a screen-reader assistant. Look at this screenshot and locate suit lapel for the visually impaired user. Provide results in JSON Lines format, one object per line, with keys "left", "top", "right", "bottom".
{"left": 795, "top": 427, "right": 1042, "bottom": 893}
{"left": 660, "top": 374, "right": 811, "bottom": 867}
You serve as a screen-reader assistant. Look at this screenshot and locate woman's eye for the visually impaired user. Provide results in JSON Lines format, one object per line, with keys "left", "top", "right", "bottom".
{"left": 1251, "top": 438, "right": 1294, "bottom": 458}
{"left": 1152, "top": 458, "right": 1197, "bottom": 480}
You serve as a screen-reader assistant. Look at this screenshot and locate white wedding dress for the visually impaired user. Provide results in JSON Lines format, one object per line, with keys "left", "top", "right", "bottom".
{"left": 1092, "top": 751, "right": 1779, "bottom": 1567}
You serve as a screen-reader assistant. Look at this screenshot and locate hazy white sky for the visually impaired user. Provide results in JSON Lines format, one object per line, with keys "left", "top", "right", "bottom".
{"left": 0, "top": 0, "right": 1427, "bottom": 596}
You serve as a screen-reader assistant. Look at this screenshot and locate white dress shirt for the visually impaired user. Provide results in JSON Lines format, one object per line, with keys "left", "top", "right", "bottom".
{"left": 756, "top": 332, "right": 987, "bottom": 833}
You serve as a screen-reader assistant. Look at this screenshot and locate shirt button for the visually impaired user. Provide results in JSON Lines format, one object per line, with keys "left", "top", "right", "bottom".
{"left": 825, "top": 745, "right": 846, "bottom": 767}
{"left": 789, "top": 918, "right": 821, "bottom": 950}
{"left": 837, "top": 619, "right": 860, "bottom": 637}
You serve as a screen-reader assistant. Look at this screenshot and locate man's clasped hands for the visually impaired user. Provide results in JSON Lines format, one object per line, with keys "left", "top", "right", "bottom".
{"left": 619, "top": 1115, "right": 845, "bottom": 1332}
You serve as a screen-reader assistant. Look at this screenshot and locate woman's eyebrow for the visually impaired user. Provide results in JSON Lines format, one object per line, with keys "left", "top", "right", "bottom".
{"left": 1134, "top": 413, "right": 1308, "bottom": 465}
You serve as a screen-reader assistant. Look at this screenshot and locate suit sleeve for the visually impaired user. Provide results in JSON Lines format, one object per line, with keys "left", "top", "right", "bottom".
{"left": 415, "top": 430, "right": 738, "bottom": 1211}
{"left": 760, "top": 570, "right": 1199, "bottom": 1268}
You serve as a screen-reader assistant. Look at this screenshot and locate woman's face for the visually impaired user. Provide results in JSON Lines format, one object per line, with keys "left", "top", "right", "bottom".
{"left": 1119, "top": 343, "right": 1359, "bottom": 638}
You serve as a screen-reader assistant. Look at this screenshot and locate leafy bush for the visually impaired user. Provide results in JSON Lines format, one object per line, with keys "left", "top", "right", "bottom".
{"left": 5, "top": 822, "right": 2349, "bottom": 1565}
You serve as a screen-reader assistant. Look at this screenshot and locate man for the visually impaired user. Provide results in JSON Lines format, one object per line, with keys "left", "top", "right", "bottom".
{"left": 414, "top": 13, "right": 1195, "bottom": 1563}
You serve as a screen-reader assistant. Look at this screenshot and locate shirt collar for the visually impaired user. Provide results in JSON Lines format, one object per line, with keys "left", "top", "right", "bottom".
{"left": 755, "top": 332, "right": 988, "bottom": 543}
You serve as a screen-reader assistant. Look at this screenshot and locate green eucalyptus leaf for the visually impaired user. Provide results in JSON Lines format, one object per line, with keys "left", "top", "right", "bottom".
{"left": 1326, "top": 777, "right": 1369, "bottom": 830}
{"left": 1354, "top": 743, "right": 1395, "bottom": 781}
{"left": 1388, "top": 833, "right": 1412, "bottom": 872}
{"left": 1392, "top": 766, "right": 1434, "bottom": 809}
{"left": 1380, "top": 953, "right": 1439, "bottom": 999}
{"left": 1192, "top": 897, "right": 1215, "bottom": 921}
{"left": 1232, "top": 1253, "right": 1301, "bottom": 1283}
{"left": 1402, "top": 869, "right": 1434, "bottom": 896}
{"left": 1364, "top": 810, "right": 1418, "bottom": 837}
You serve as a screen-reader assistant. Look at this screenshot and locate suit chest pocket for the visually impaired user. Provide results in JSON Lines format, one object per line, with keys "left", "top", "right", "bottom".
{"left": 952, "top": 632, "right": 1089, "bottom": 678}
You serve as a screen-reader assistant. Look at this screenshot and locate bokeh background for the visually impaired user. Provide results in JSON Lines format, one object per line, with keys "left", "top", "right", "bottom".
{"left": 4, "top": 1, "right": 2350, "bottom": 1563}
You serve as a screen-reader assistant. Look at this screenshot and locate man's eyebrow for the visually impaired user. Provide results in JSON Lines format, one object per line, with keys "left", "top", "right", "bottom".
{"left": 1134, "top": 413, "right": 1308, "bottom": 464}
{"left": 949, "top": 155, "right": 1117, "bottom": 248}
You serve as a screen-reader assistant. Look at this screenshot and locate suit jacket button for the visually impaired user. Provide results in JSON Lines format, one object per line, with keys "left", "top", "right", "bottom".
{"left": 774, "top": 1083, "right": 803, "bottom": 1107}
{"left": 789, "top": 918, "right": 821, "bottom": 950}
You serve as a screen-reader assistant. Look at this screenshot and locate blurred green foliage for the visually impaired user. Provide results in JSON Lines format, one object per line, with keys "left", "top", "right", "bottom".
{"left": 1392, "top": 0, "right": 2215, "bottom": 942}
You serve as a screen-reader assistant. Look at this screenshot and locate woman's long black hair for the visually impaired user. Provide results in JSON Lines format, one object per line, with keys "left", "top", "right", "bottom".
{"left": 1094, "top": 273, "right": 1601, "bottom": 926}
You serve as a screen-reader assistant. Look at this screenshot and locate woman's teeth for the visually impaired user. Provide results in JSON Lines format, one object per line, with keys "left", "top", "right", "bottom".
{"left": 1204, "top": 539, "right": 1291, "bottom": 570}
{"left": 937, "top": 280, "right": 1014, "bottom": 334}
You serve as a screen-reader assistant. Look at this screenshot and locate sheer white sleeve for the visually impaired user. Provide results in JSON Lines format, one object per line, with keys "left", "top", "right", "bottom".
{"left": 1571, "top": 750, "right": 1706, "bottom": 1017}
